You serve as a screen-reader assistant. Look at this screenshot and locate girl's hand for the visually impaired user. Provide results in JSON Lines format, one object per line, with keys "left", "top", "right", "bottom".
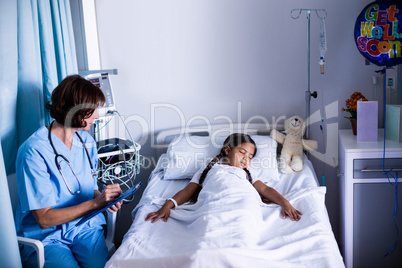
{"left": 281, "top": 202, "right": 302, "bottom": 221}
{"left": 145, "top": 182, "right": 198, "bottom": 223}
{"left": 145, "top": 203, "right": 172, "bottom": 223}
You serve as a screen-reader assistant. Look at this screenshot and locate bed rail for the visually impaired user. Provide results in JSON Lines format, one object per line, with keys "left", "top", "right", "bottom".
{"left": 155, "top": 123, "right": 284, "bottom": 146}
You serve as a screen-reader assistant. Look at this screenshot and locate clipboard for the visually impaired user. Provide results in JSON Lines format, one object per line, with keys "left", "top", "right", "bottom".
{"left": 76, "top": 181, "right": 142, "bottom": 226}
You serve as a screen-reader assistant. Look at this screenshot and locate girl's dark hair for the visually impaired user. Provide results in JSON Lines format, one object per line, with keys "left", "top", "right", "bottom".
{"left": 45, "top": 75, "right": 106, "bottom": 128}
{"left": 191, "top": 133, "right": 257, "bottom": 202}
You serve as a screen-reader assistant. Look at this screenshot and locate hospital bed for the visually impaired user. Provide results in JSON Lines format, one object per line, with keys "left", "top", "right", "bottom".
{"left": 106, "top": 123, "right": 345, "bottom": 268}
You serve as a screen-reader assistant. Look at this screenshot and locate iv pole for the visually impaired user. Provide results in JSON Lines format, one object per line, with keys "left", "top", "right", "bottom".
{"left": 291, "top": 9, "right": 327, "bottom": 139}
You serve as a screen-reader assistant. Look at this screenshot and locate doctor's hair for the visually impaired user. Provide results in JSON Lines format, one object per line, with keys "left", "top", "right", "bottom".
{"left": 45, "top": 75, "right": 105, "bottom": 128}
{"left": 191, "top": 133, "right": 257, "bottom": 202}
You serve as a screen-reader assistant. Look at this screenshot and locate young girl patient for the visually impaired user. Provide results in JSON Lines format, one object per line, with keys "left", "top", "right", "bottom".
{"left": 146, "top": 133, "right": 302, "bottom": 223}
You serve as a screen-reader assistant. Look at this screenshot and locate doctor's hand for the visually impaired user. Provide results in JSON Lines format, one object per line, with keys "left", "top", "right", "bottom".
{"left": 107, "top": 200, "right": 123, "bottom": 213}
{"left": 94, "top": 184, "right": 123, "bottom": 213}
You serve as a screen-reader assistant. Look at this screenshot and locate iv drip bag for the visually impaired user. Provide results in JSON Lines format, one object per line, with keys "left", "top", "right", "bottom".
{"left": 319, "top": 17, "right": 327, "bottom": 74}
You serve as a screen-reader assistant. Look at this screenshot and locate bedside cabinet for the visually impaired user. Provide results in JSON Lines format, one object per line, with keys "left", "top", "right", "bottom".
{"left": 338, "top": 129, "right": 402, "bottom": 268}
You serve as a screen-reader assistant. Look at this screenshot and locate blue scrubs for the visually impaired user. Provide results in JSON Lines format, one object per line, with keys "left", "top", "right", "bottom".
{"left": 15, "top": 126, "right": 107, "bottom": 267}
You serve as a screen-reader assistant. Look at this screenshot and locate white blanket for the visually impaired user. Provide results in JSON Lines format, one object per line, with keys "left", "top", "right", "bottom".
{"left": 107, "top": 164, "right": 344, "bottom": 268}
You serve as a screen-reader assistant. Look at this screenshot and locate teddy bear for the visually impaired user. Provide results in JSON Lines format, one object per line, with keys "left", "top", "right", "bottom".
{"left": 270, "top": 116, "right": 318, "bottom": 174}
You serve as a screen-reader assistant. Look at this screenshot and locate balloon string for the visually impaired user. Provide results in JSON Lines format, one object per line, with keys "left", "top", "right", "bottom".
{"left": 380, "top": 66, "right": 400, "bottom": 257}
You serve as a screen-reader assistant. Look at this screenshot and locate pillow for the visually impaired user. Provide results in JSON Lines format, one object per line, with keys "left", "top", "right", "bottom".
{"left": 247, "top": 135, "right": 280, "bottom": 183}
{"left": 163, "top": 136, "right": 221, "bottom": 180}
{"left": 162, "top": 134, "right": 279, "bottom": 183}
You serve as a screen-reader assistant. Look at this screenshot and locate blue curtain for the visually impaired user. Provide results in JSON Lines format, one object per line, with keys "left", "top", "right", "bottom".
{"left": 0, "top": 2, "right": 23, "bottom": 267}
{"left": 0, "top": 140, "right": 22, "bottom": 267}
{"left": 0, "top": 0, "right": 78, "bottom": 175}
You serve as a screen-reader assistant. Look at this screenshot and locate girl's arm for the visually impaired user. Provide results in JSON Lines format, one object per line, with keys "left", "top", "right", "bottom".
{"left": 145, "top": 182, "right": 199, "bottom": 223}
{"left": 253, "top": 180, "right": 302, "bottom": 221}
{"left": 32, "top": 183, "right": 122, "bottom": 229}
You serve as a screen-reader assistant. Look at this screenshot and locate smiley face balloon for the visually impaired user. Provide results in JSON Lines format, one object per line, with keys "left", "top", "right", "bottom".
{"left": 355, "top": 0, "right": 402, "bottom": 67}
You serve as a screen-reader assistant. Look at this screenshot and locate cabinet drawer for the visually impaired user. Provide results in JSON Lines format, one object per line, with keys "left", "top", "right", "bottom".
{"left": 353, "top": 158, "right": 402, "bottom": 178}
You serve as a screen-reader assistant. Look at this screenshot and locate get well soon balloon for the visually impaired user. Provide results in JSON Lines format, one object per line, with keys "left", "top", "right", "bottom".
{"left": 355, "top": 0, "right": 402, "bottom": 67}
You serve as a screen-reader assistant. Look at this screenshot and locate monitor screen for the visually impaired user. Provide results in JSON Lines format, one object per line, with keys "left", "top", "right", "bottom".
{"left": 86, "top": 74, "right": 116, "bottom": 117}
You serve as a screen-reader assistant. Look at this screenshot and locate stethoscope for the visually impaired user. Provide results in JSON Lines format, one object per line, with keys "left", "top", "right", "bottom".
{"left": 48, "top": 121, "right": 97, "bottom": 195}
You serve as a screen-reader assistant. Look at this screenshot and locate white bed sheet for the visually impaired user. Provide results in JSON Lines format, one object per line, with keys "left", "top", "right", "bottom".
{"left": 107, "top": 156, "right": 344, "bottom": 268}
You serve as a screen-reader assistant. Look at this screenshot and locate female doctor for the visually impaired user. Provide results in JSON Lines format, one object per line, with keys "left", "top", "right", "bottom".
{"left": 15, "top": 75, "right": 123, "bottom": 268}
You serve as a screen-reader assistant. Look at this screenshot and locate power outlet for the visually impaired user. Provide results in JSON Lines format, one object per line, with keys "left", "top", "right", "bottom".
{"left": 387, "top": 76, "right": 395, "bottom": 89}
{"left": 385, "top": 68, "right": 397, "bottom": 90}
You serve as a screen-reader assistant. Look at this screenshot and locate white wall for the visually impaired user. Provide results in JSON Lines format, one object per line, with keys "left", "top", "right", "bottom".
{"left": 93, "top": 0, "right": 380, "bottom": 243}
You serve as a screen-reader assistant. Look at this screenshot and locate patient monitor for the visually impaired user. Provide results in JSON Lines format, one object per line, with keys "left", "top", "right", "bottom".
{"left": 86, "top": 73, "right": 116, "bottom": 117}
{"left": 84, "top": 72, "right": 141, "bottom": 255}
{"left": 84, "top": 72, "right": 141, "bottom": 193}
